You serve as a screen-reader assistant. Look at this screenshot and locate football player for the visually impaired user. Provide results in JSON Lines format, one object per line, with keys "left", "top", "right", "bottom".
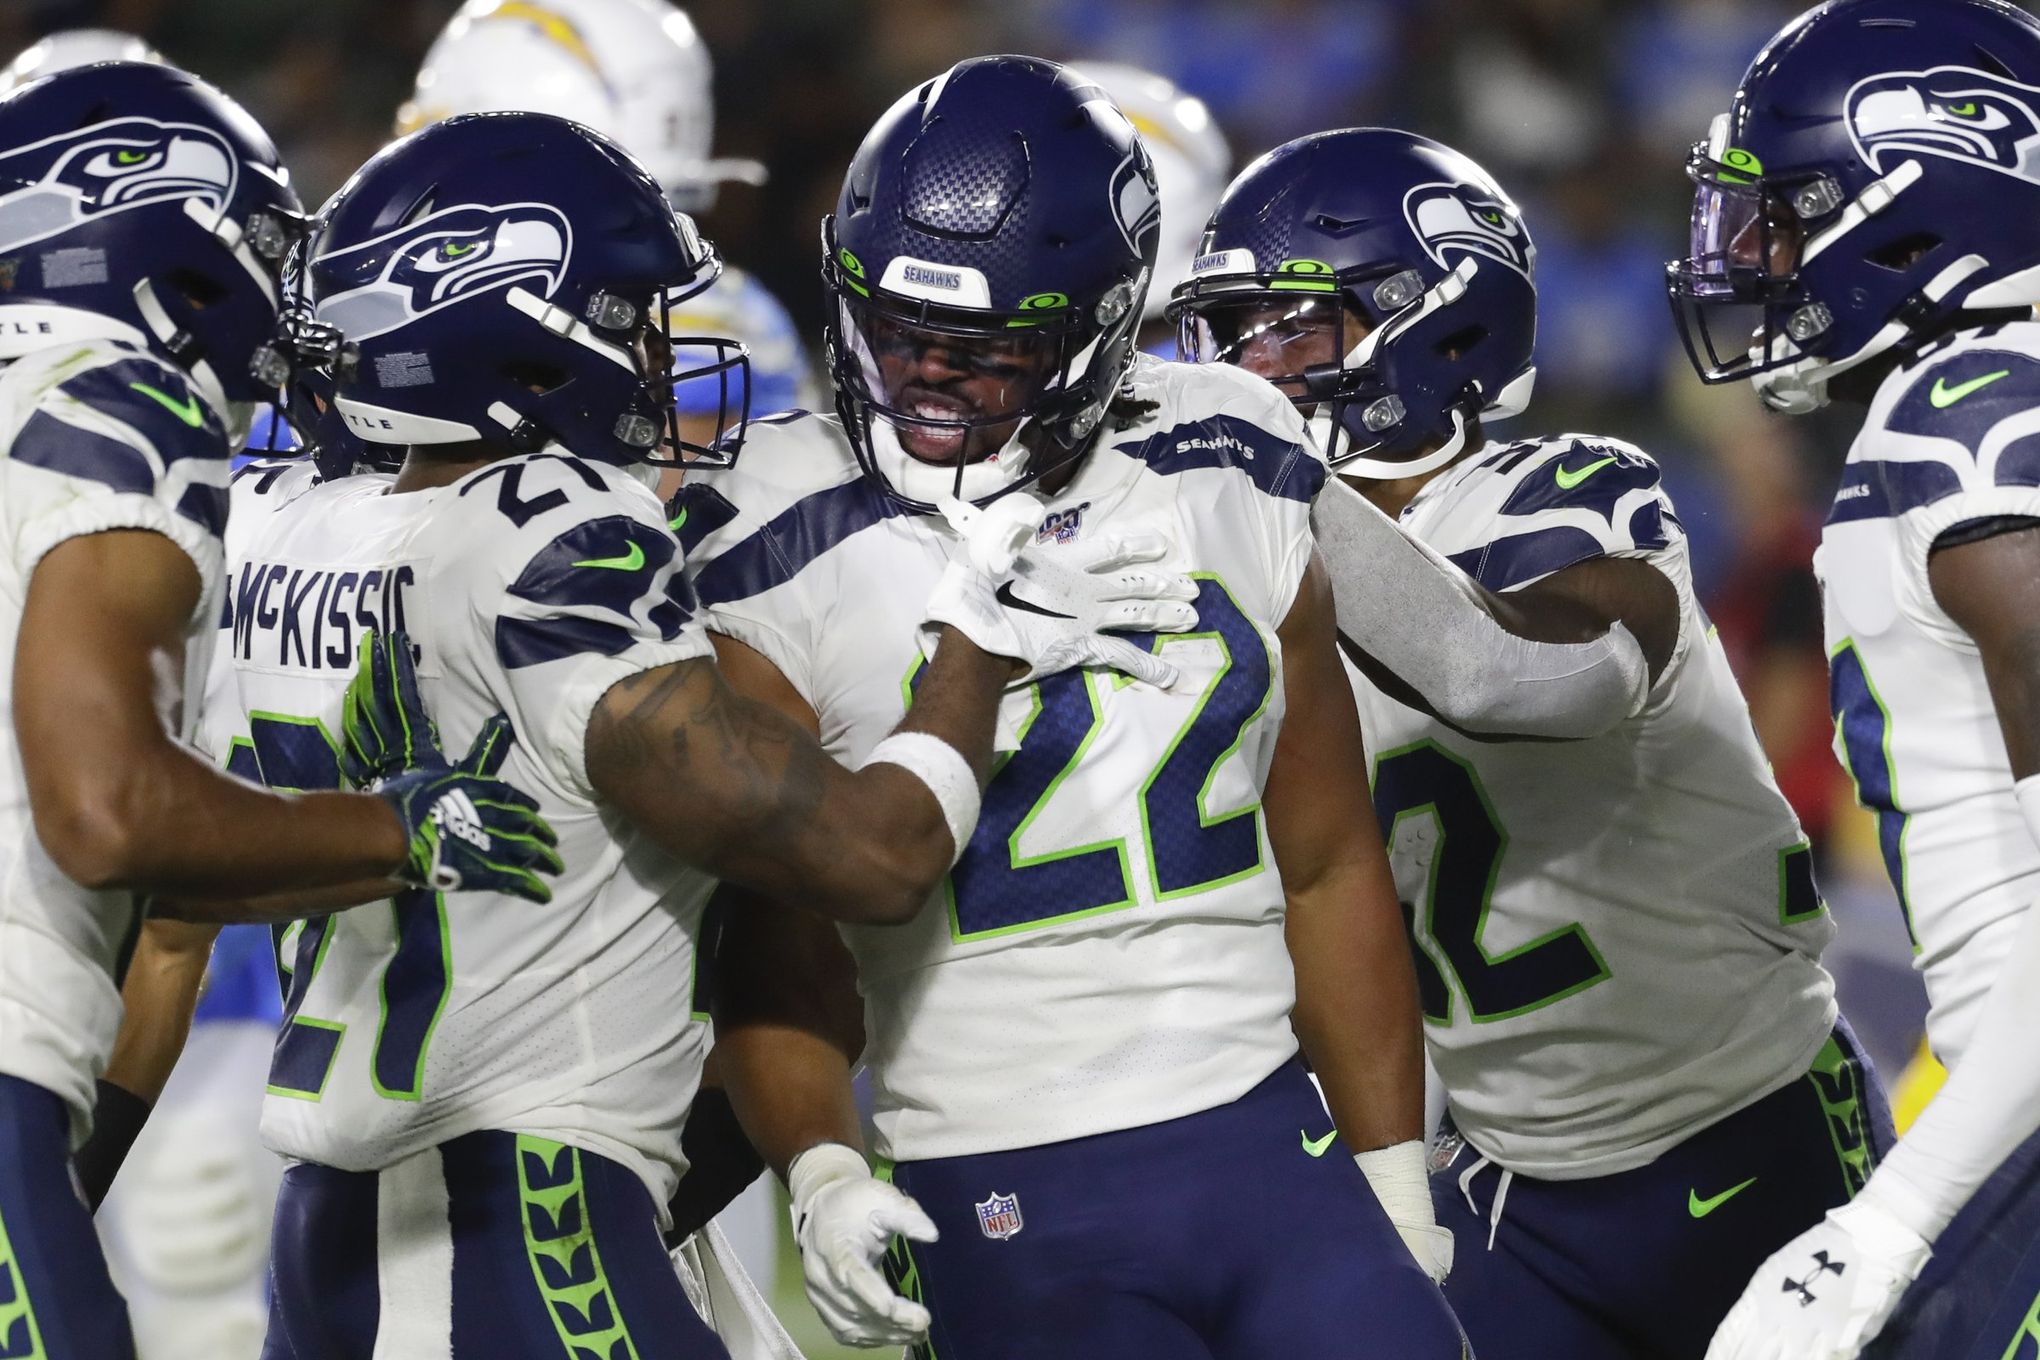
{"left": 400, "top": 0, "right": 805, "bottom": 469}
{"left": 0, "top": 63, "right": 558, "bottom": 1358}
{"left": 1667, "top": 1, "right": 2040, "bottom": 1356}
{"left": 231, "top": 109, "right": 1194, "bottom": 1357}
{"left": 688, "top": 56, "right": 1468, "bottom": 1358}
{"left": 1174, "top": 125, "right": 1884, "bottom": 1360}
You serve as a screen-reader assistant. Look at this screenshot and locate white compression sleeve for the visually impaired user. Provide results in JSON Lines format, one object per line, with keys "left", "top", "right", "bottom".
{"left": 1862, "top": 777, "right": 2040, "bottom": 1243}
{"left": 1310, "top": 476, "right": 1651, "bottom": 739}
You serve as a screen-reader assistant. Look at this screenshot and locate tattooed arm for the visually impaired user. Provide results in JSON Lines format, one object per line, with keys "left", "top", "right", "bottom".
{"left": 584, "top": 626, "right": 1010, "bottom": 924}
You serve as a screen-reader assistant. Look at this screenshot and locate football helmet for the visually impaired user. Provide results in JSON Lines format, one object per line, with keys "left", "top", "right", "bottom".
{"left": 0, "top": 62, "right": 305, "bottom": 422}
{"left": 304, "top": 111, "right": 746, "bottom": 467}
{"left": 0, "top": 28, "right": 166, "bottom": 94}
{"left": 1668, "top": 0, "right": 2040, "bottom": 413}
{"left": 823, "top": 54, "right": 1160, "bottom": 510}
{"left": 1170, "top": 128, "right": 1536, "bottom": 478}
{"left": 1070, "top": 62, "right": 1231, "bottom": 324}
{"left": 397, "top": 0, "right": 762, "bottom": 212}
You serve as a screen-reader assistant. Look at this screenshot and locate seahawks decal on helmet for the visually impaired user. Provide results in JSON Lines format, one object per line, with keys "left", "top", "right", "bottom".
{"left": 1847, "top": 67, "right": 2040, "bottom": 183}
{"left": 1109, "top": 149, "right": 1162, "bottom": 257}
{"left": 0, "top": 117, "right": 238, "bottom": 254}
{"left": 1403, "top": 181, "right": 1532, "bottom": 279}
{"left": 314, "top": 202, "right": 572, "bottom": 342}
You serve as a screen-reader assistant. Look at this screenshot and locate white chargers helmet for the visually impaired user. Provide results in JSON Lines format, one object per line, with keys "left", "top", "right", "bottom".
{"left": 396, "top": 0, "right": 763, "bottom": 211}
{"left": 1072, "top": 61, "right": 1231, "bottom": 322}
{"left": 1, "top": 28, "right": 166, "bottom": 93}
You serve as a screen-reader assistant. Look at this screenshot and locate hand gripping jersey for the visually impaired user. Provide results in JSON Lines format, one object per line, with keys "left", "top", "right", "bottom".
{"left": 0, "top": 340, "right": 229, "bottom": 1142}
{"left": 684, "top": 355, "right": 1324, "bottom": 1162}
{"left": 1347, "top": 434, "right": 1838, "bottom": 1179}
{"left": 219, "top": 453, "right": 715, "bottom": 1205}
{"left": 1818, "top": 320, "right": 2040, "bottom": 1071}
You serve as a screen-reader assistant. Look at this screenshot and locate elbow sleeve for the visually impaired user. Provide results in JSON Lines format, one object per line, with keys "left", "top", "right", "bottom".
{"left": 1311, "top": 479, "right": 1650, "bottom": 739}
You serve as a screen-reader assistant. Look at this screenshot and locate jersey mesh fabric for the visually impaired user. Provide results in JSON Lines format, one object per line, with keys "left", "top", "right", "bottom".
{"left": 0, "top": 340, "right": 230, "bottom": 1143}
{"left": 1349, "top": 432, "right": 1838, "bottom": 1179}
{"left": 686, "top": 356, "right": 1324, "bottom": 1161}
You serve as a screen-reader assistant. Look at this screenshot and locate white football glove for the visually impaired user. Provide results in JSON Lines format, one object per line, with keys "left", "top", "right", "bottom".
{"left": 1355, "top": 1139, "right": 1455, "bottom": 1284}
{"left": 1705, "top": 1198, "right": 1931, "bottom": 1360}
{"left": 787, "top": 1143, "right": 938, "bottom": 1348}
{"left": 923, "top": 494, "right": 1199, "bottom": 690}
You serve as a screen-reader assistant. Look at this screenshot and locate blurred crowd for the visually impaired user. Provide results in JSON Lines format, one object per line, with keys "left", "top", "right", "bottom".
{"left": 0, "top": 0, "right": 1926, "bottom": 1059}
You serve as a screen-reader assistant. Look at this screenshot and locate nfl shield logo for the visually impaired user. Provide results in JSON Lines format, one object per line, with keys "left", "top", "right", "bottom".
{"left": 975, "top": 1191, "right": 1024, "bottom": 1240}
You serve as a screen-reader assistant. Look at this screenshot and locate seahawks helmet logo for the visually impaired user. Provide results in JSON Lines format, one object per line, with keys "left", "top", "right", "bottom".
{"left": 0, "top": 117, "right": 237, "bottom": 254}
{"left": 1109, "top": 150, "right": 1162, "bottom": 258}
{"left": 1404, "top": 182, "right": 1533, "bottom": 280}
{"left": 1847, "top": 67, "right": 2040, "bottom": 183}
{"left": 314, "top": 202, "right": 571, "bottom": 342}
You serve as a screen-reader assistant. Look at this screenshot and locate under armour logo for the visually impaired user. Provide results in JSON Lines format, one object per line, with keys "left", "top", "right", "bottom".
{"left": 1783, "top": 1251, "right": 1847, "bottom": 1307}
{"left": 431, "top": 788, "right": 490, "bottom": 851}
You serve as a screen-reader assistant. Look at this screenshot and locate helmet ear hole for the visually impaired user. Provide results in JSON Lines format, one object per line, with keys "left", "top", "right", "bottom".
{"left": 168, "top": 267, "right": 228, "bottom": 310}
{"left": 501, "top": 361, "right": 571, "bottom": 396}
{"left": 1435, "top": 324, "right": 1487, "bottom": 360}
{"left": 1868, "top": 232, "right": 1941, "bottom": 272}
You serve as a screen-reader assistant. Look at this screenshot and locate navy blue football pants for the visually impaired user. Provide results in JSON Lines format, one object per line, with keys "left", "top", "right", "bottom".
{"left": 260, "top": 1130, "right": 725, "bottom": 1359}
{"left": 1866, "top": 1121, "right": 2040, "bottom": 1360}
{"left": 884, "top": 1060, "right": 1469, "bottom": 1359}
{"left": 1436, "top": 1022, "right": 1891, "bottom": 1360}
{"left": 0, "top": 1072, "right": 135, "bottom": 1358}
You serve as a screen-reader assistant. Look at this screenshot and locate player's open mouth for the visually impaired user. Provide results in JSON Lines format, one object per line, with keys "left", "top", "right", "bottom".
{"left": 895, "top": 391, "right": 977, "bottom": 462}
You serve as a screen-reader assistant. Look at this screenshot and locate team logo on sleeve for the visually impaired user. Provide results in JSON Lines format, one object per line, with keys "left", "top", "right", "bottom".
{"left": 1847, "top": 67, "right": 2040, "bottom": 182}
{"left": 0, "top": 117, "right": 238, "bottom": 254}
{"left": 974, "top": 1191, "right": 1024, "bottom": 1240}
{"left": 313, "top": 202, "right": 572, "bottom": 342}
{"left": 1403, "top": 182, "right": 1533, "bottom": 280}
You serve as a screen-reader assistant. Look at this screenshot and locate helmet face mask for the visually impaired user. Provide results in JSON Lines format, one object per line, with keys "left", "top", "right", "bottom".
{"left": 823, "top": 57, "right": 1159, "bottom": 512}
{"left": 1170, "top": 128, "right": 1538, "bottom": 480}
{"left": 307, "top": 113, "right": 750, "bottom": 468}
{"left": 0, "top": 64, "right": 305, "bottom": 410}
{"left": 1666, "top": 0, "right": 2040, "bottom": 413}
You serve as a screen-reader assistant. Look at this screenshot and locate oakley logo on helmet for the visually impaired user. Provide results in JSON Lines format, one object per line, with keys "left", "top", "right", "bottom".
{"left": 1847, "top": 68, "right": 2040, "bottom": 182}
{"left": 314, "top": 202, "right": 571, "bottom": 342}
{"left": 0, "top": 117, "right": 237, "bottom": 255}
{"left": 1404, "top": 182, "right": 1532, "bottom": 280}
{"left": 1109, "top": 151, "right": 1161, "bottom": 257}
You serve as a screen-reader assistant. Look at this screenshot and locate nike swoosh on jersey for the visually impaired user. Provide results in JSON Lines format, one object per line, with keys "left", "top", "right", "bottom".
{"left": 993, "top": 579, "right": 1075, "bottom": 620}
{"left": 129, "top": 381, "right": 204, "bottom": 428}
{"left": 1688, "top": 1177, "right": 1758, "bottom": 1218}
{"left": 573, "top": 541, "right": 646, "bottom": 572}
{"left": 1301, "top": 1128, "right": 1338, "bottom": 1157}
{"left": 1554, "top": 454, "right": 1617, "bottom": 490}
{"left": 1930, "top": 370, "right": 2011, "bottom": 407}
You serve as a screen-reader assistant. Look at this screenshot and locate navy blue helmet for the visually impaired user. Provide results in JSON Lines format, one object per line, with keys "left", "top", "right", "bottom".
{"left": 304, "top": 111, "right": 747, "bottom": 467}
{"left": 822, "top": 55, "right": 1160, "bottom": 509}
{"left": 0, "top": 61, "right": 305, "bottom": 409}
{"left": 1669, "top": 0, "right": 2040, "bottom": 413}
{"left": 1170, "top": 128, "right": 1537, "bottom": 479}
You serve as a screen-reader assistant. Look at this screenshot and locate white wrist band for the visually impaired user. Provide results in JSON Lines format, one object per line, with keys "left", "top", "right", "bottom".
{"left": 862, "top": 732, "right": 981, "bottom": 866}
{"left": 1354, "top": 1138, "right": 1438, "bottom": 1227}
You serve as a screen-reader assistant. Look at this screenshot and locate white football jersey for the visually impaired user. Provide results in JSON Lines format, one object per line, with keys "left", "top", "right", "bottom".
{"left": 192, "top": 456, "right": 322, "bottom": 767}
{"left": 222, "top": 453, "right": 715, "bottom": 1205}
{"left": 684, "top": 355, "right": 1323, "bottom": 1162}
{"left": 1347, "top": 433, "right": 1837, "bottom": 1179}
{"left": 1817, "top": 320, "right": 2040, "bottom": 1071}
{"left": 0, "top": 340, "right": 229, "bottom": 1141}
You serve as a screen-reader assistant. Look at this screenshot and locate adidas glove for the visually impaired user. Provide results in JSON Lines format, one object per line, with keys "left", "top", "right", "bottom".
{"left": 344, "top": 631, "right": 564, "bottom": 902}
{"left": 922, "top": 493, "right": 1198, "bottom": 690}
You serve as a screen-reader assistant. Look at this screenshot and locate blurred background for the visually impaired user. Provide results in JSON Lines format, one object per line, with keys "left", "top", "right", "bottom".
{"left": 3, "top": 0, "right": 1931, "bottom": 1355}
